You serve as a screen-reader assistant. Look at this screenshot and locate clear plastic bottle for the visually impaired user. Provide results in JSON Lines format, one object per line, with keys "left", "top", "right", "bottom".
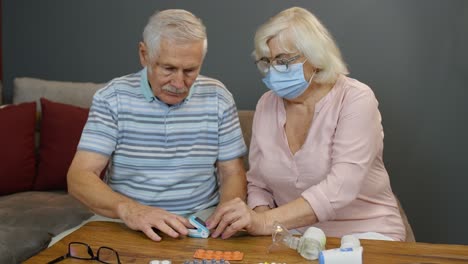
{"left": 270, "top": 222, "right": 326, "bottom": 260}
{"left": 296, "top": 226, "right": 326, "bottom": 260}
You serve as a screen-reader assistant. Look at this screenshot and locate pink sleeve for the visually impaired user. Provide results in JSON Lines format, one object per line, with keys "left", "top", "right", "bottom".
{"left": 302, "top": 89, "right": 383, "bottom": 222}
{"left": 247, "top": 97, "right": 276, "bottom": 209}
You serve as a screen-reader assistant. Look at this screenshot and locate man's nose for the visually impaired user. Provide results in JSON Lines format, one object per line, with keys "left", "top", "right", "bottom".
{"left": 170, "top": 71, "right": 185, "bottom": 89}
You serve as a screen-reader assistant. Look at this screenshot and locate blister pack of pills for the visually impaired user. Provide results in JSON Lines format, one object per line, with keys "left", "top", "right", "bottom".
{"left": 193, "top": 249, "right": 243, "bottom": 261}
{"left": 184, "top": 259, "right": 231, "bottom": 264}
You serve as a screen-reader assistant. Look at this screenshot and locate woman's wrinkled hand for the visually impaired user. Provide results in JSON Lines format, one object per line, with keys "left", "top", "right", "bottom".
{"left": 205, "top": 198, "right": 269, "bottom": 239}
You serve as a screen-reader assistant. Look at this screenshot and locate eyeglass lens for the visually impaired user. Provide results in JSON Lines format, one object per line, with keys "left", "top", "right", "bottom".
{"left": 256, "top": 54, "right": 301, "bottom": 74}
{"left": 97, "top": 247, "right": 121, "bottom": 264}
{"left": 69, "top": 242, "right": 94, "bottom": 260}
{"left": 68, "top": 242, "right": 120, "bottom": 264}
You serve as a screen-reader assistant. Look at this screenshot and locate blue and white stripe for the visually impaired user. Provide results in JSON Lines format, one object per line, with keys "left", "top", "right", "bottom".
{"left": 78, "top": 69, "right": 247, "bottom": 215}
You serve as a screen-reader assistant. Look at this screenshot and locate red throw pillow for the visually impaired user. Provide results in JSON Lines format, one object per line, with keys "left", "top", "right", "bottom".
{"left": 34, "top": 98, "right": 89, "bottom": 190}
{"left": 0, "top": 102, "right": 37, "bottom": 195}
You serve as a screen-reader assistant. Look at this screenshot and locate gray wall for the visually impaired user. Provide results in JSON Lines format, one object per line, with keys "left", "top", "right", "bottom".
{"left": 3, "top": 0, "right": 468, "bottom": 244}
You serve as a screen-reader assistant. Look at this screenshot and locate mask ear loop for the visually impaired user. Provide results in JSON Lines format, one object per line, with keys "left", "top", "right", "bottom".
{"left": 307, "top": 71, "right": 316, "bottom": 84}
{"left": 301, "top": 59, "right": 317, "bottom": 85}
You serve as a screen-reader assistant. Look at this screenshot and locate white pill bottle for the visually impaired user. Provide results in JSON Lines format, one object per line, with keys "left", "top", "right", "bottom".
{"left": 318, "top": 235, "right": 363, "bottom": 264}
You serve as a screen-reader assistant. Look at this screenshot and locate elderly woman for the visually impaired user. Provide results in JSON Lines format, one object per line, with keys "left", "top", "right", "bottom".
{"left": 206, "top": 6, "right": 405, "bottom": 241}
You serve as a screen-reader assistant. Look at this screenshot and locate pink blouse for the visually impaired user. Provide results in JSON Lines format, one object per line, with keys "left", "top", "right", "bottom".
{"left": 247, "top": 75, "right": 405, "bottom": 241}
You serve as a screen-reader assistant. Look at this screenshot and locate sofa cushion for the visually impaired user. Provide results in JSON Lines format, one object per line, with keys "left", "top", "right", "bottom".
{"left": 34, "top": 98, "right": 89, "bottom": 190}
{"left": 13, "top": 77, "right": 106, "bottom": 109}
{"left": 0, "top": 191, "right": 94, "bottom": 263}
{"left": 0, "top": 226, "right": 51, "bottom": 264}
{"left": 0, "top": 102, "right": 37, "bottom": 195}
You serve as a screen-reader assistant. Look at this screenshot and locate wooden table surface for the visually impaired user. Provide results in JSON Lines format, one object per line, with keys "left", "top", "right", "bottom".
{"left": 25, "top": 221, "right": 468, "bottom": 264}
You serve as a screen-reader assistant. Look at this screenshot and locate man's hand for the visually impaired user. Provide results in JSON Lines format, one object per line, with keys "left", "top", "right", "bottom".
{"left": 205, "top": 198, "right": 269, "bottom": 239}
{"left": 117, "top": 202, "right": 193, "bottom": 241}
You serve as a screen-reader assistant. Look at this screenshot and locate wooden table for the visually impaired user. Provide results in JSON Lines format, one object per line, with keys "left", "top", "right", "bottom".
{"left": 26, "top": 221, "right": 468, "bottom": 264}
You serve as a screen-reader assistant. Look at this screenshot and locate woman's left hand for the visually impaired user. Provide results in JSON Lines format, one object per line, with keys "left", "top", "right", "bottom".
{"left": 205, "top": 197, "right": 269, "bottom": 239}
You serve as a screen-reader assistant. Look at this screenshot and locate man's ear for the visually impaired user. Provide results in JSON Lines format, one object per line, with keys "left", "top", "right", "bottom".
{"left": 139, "top": 42, "right": 148, "bottom": 67}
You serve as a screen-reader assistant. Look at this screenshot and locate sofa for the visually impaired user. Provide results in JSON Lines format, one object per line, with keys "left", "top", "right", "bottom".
{"left": 0, "top": 78, "right": 107, "bottom": 263}
{"left": 0, "top": 77, "right": 414, "bottom": 264}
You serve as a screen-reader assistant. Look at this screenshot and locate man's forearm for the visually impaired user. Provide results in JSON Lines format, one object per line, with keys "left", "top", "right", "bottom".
{"left": 219, "top": 175, "right": 247, "bottom": 204}
{"left": 217, "top": 158, "right": 247, "bottom": 204}
{"left": 68, "top": 170, "right": 135, "bottom": 218}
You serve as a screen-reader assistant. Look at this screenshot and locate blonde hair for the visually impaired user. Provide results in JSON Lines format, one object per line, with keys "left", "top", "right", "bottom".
{"left": 143, "top": 9, "right": 207, "bottom": 63}
{"left": 254, "top": 7, "right": 348, "bottom": 84}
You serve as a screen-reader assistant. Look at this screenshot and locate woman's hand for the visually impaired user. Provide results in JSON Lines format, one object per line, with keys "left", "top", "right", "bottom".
{"left": 205, "top": 198, "right": 270, "bottom": 239}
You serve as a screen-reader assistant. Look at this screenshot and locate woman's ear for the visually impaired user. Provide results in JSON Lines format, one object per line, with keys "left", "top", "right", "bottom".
{"left": 138, "top": 42, "right": 148, "bottom": 67}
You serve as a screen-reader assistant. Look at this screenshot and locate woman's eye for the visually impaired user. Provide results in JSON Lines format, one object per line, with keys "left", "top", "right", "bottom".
{"left": 276, "top": 59, "right": 287, "bottom": 65}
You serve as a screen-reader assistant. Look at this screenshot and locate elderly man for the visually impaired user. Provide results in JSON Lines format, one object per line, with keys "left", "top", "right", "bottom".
{"left": 67, "top": 9, "right": 247, "bottom": 242}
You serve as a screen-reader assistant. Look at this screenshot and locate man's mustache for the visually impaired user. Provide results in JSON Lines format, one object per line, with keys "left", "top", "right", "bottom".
{"left": 162, "top": 85, "right": 188, "bottom": 94}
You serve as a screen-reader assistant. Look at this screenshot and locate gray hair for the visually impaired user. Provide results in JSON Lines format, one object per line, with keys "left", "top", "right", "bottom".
{"left": 254, "top": 7, "right": 348, "bottom": 84}
{"left": 143, "top": 9, "right": 208, "bottom": 63}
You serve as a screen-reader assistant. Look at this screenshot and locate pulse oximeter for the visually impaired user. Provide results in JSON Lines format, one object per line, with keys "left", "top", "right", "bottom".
{"left": 187, "top": 215, "right": 210, "bottom": 238}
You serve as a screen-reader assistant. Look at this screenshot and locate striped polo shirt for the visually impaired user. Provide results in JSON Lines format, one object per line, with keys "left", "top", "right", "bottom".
{"left": 78, "top": 68, "right": 247, "bottom": 215}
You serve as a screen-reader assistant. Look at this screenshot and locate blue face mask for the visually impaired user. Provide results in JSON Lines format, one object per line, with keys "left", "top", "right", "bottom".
{"left": 262, "top": 62, "right": 314, "bottom": 99}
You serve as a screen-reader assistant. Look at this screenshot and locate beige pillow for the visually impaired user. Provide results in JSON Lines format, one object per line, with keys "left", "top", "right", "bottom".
{"left": 13, "top": 77, "right": 107, "bottom": 109}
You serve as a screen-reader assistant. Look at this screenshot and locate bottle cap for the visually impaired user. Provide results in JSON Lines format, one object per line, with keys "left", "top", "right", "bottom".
{"left": 302, "top": 227, "right": 326, "bottom": 249}
{"left": 340, "top": 235, "right": 360, "bottom": 249}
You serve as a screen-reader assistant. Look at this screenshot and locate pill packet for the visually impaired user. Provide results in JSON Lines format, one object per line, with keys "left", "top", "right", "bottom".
{"left": 193, "top": 249, "right": 243, "bottom": 261}
{"left": 184, "top": 260, "right": 231, "bottom": 264}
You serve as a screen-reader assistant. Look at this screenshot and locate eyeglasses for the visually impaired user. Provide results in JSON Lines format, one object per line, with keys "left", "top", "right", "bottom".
{"left": 48, "top": 242, "right": 121, "bottom": 264}
{"left": 255, "top": 54, "right": 302, "bottom": 75}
